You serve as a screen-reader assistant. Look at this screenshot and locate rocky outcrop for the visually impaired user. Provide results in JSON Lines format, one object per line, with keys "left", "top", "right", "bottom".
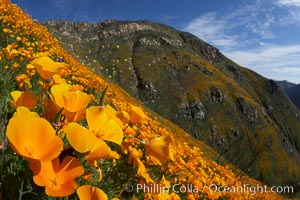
{"left": 237, "top": 97, "right": 259, "bottom": 123}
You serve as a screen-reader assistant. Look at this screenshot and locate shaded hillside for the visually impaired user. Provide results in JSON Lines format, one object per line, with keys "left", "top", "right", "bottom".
{"left": 276, "top": 80, "right": 296, "bottom": 91}
{"left": 286, "top": 84, "right": 300, "bottom": 110}
{"left": 42, "top": 19, "right": 300, "bottom": 188}
{"left": 277, "top": 81, "right": 300, "bottom": 110}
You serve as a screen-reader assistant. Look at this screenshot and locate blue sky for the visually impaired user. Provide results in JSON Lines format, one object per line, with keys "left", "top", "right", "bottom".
{"left": 12, "top": 0, "right": 300, "bottom": 83}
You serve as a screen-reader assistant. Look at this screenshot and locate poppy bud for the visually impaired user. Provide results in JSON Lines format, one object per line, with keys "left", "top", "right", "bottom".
{"left": 99, "top": 86, "right": 108, "bottom": 108}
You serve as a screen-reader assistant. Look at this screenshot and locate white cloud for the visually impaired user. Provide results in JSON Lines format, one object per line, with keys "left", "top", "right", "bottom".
{"left": 235, "top": 4, "right": 277, "bottom": 39}
{"left": 184, "top": 12, "right": 241, "bottom": 49}
{"left": 276, "top": 0, "right": 300, "bottom": 7}
{"left": 224, "top": 45, "right": 300, "bottom": 83}
{"left": 183, "top": 1, "right": 300, "bottom": 83}
{"left": 275, "top": 0, "right": 300, "bottom": 25}
{"left": 246, "top": 13, "right": 276, "bottom": 39}
{"left": 225, "top": 45, "right": 300, "bottom": 66}
{"left": 183, "top": 2, "right": 279, "bottom": 50}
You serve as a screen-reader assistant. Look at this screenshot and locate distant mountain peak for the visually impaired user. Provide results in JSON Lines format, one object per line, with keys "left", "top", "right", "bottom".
{"left": 276, "top": 80, "right": 297, "bottom": 90}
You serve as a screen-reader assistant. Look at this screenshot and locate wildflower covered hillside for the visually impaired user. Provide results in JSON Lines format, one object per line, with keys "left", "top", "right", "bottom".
{"left": 42, "top": 19, "right": 300, "bottom": 187}
{"left": 0, "top": 0, "right": 291, "bottom": 199}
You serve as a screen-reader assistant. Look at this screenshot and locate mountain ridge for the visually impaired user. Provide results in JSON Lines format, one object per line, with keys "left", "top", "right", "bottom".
{"left": 286, "top": 84, "right": 300, "bottom": 110}
{"left": 276, "top": 80, "right": 300, "bottom": 110}
{"left": 276, "top": 80, "right": 297, "bottom": 90}
{"left": 41, "top": 19, "right": 300, "bottom": 188}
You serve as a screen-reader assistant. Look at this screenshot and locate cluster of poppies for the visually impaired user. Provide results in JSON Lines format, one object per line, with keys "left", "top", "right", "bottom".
{"left": 0, "top": 1, "right": 285, "bottom": 199}
{"left": 5, "top": 55, "right": 174, "bottom": 198}
{"left": 6, "top": 56, "right": 116, "bottom": 198}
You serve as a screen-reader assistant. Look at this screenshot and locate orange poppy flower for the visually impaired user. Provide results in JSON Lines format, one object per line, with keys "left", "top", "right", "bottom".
{"left": 29, "top": 156, "right": 84, "bottom": 197}
{"left": 77, "top": 185, "right": 108, "bottom": 200}
{"left": 50, "top": 84, "right": 92, "bottom": 122}
{"left": 128, "top": 146, "right": 140, "bottom": 165}
{"left": 129, "top": 105, "right": 148, "bottom": 124}
{"left": 137, "top": 159, "right": 154, "bottom": 184}
{"left": 116, "top": 111, "right": 130, "bottom": 125}
{"left": 170, "top": 192, "right": 181, "bottom": 200}
{"left": 66, "top": 123, "right": 98, "bottom": 152}
{"left": 5, "top": 44, "right": 19, "bottom": 60}
{"left": 85, "top": 138, "right": 112, "bottom": 162}
{"left": 108, "top": 151, "right": 120, "bottom": 160}
{"left": 6, "top": 107, "right": 63, "bottom": 161}
{"left": 124, "top": 126, "right": 136, "bottom": 136}
{"left": 26, "top": 64, "right": 36, "bottom": 78}
{"left": 31, "top": 56, "right": 64, "bottom": 80}
{"left": 66, "top": 106, "right": 123, "bottom": 162}
{"left": 102, "top": 105, "right": 125, "bottom": 129}
{"left": 50, "top": 83, "right": 70, "bottom": 105}
{"left": 145, "top": 135, "right": 172, "bottom": 165}
{"left": 8, "top": 90, "right": 38, "bottom": 109}
{"left": 159, "top": 175, "right": 170, "bottom": 188}
{"left": 52, "top": 74, "right": 66, "bottom": 85}
{"left": 86, "top": 106, "right": 123, "bottom": 144}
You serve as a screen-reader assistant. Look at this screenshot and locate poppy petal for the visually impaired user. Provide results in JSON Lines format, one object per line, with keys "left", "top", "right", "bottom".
{"left": 62, "top": 91, "right": 91, "bottom": 113}
{"left": 85, "top": 139, "right": 111, "bottom": 163}
{"left": 101, "top": 119, "right": 123, "bottom": 145}
{"left": 31, "top": 56, "right": 64, "bottom": 80}
{"left": 59, "top": 156, "right": 84, "bottom": 182}
{"left": 129, "top": 106, "right": 148, "bottom": 124}
{"left": 145, "top": 135, "right": 171, "bottom": 165}
{"left": 46, "top": 181, "right": 77, "bottom": 197}
{"left": 86, "top": 106, "right": 107, "bottom": 132}
{"left": 15, "top": 91, "right": 38, "bottom": 109}
{"left": 66, "top": 122, "right": 96, "bottom": 153}
{"left": 50, "top": 84, "right": 70, "bottom": 108}
{"left": 9, "top": 90, "right": 22, "bottom": 106}
{"left": 30, "top": 159, "right": 54, "bottom": 187}
{"left": 137, "top": 159, "right": 154, "bottom": 184}
{"left": 6, "top": 112, "right": 63, "bottom": 161}
{"left": 104, "top": 105, "right": 125, "bottom": 128}
{"left": 77, "top": 185, "right": 108, "bottom": 200}
{"left": 13, "top": 106, "right": 39, "bottom": 119}
{"left": 31, "top": 156, "right": 83, "bottom": 197}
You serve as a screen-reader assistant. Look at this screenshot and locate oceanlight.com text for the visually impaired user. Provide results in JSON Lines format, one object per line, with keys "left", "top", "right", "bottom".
{"left": 124, "top": 183, "right": 294, "bottom": 196}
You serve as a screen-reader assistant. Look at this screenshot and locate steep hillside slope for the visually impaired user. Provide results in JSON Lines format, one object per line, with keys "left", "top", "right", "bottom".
{"left": 42, "top": 19, "right": 300, "bottom": 188}
{"left": 0, "top": 1, "right": 289, "bottom": 199}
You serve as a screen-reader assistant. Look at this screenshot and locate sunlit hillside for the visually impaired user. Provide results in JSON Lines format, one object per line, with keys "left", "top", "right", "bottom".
{"left": 0, "top": 0, "right": 295, "bottom": 199}
{"left": 42, "top": 18, "right": 300, "bottom": 188}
